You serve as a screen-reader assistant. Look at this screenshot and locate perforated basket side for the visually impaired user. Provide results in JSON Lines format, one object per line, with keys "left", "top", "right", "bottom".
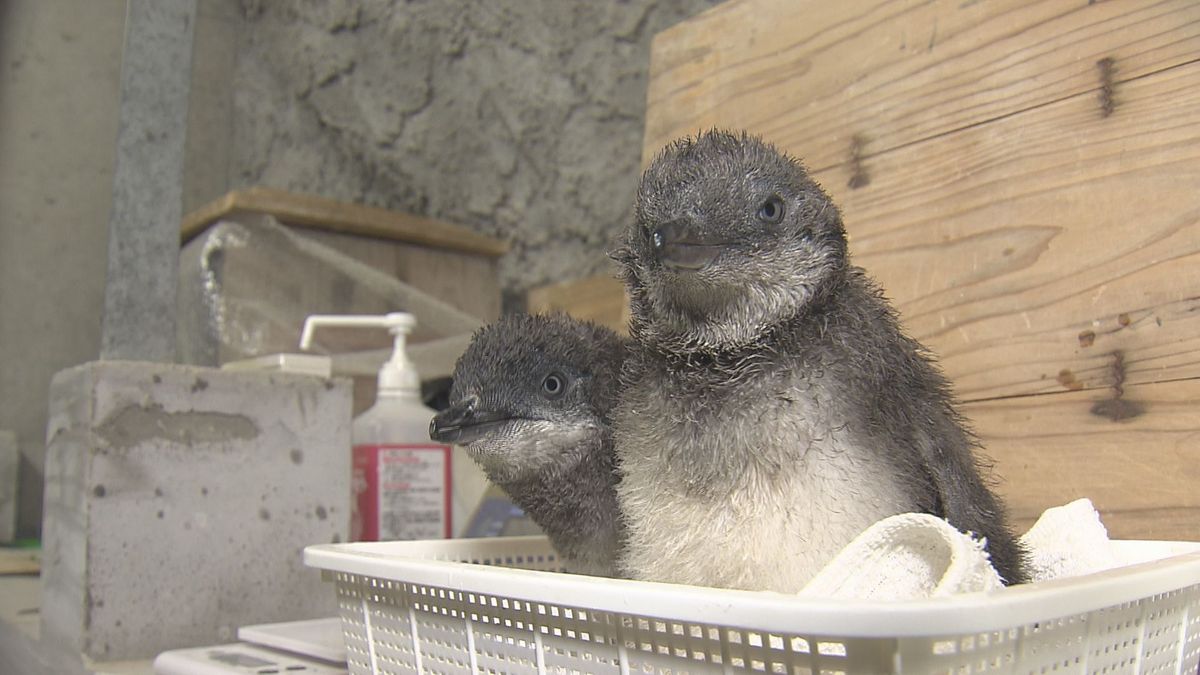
{"left": 334, "top": 577, "right": 1200, "bottom": 674}
{"left": 330, "top": 570, "right": 911, "bottom": 675}
{"left": 309, "top": 539, "right": 1200, "bottom": 675}
{"left": 327, "top": 537, "right": 565, "bottom": 675}
{"left": 893, "top": 584, "right": 1200, "bottom": 674}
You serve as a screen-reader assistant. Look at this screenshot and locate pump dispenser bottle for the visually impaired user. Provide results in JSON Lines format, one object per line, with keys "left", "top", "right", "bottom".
{"left": 301, "top": 313, "right": 452, "bottom": 541}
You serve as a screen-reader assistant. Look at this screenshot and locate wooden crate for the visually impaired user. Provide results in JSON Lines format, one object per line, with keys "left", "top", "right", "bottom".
{"left": 180, "top": 187, "right": 507, "bottom": 413}
{"left": 182, "top": 187, "right": 507, "bottom": 324}
{"left": 541, "top": 0, "right": 1200, "bottom": 540}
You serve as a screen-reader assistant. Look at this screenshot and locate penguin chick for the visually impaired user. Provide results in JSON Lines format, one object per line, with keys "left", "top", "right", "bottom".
{"left": 610, "top": 130, "right": 1026, "bottom": 591}
{"left": 429, "top": 313, "right": 626, "bottom": 577}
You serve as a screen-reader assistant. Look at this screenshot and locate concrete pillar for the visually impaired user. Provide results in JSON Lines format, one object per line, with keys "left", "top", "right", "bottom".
{"left": 0, "top": 431, "right": 16, "bottom": 542}
{"left": 100, "top": 0, "right": 197, "bottom": 362}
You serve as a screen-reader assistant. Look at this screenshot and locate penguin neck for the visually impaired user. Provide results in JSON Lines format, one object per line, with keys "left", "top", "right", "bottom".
{"left": 504, "top": 430, "right": 622, "bottom": 567}
{"left": 648, "top": 270, "right": 855, "bottom": 375}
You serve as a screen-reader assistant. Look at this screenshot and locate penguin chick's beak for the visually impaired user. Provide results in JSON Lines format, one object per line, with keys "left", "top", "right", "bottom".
{"left": 650, "top": 218, "right": 728, "bottom": 271}
{"left": 429, "top": 397, "right": 521, "bottom": 445}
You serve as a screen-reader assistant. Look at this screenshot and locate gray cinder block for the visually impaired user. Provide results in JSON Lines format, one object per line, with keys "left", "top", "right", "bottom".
{"left": 0, "top": 430, "right": 16, "bottom": 543}
{"left": 41, "top": 361, "right": 350, "bottom": 661}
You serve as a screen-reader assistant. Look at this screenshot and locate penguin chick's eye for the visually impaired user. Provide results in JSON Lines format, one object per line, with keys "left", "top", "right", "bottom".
{"left": 541, "top": 372, "right": 567, "bottom": 398}
{"left": 646, "top": 227, "right": 664, "bottom": 250}
{"left": 757, "top": 196, "right": 785, "bottom": 224}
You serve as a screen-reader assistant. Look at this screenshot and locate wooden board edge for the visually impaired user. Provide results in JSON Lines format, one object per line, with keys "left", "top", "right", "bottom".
{"left": 0, "top": 549, "right": 40, "bottom": 576}
{"left": 180, "top": 191, "right": 239, "bottom": 242}
{"left": 180, "top": 187, "right": 511, "bottom": 258}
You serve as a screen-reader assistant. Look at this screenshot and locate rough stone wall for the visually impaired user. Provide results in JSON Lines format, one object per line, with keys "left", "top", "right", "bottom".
{"left": 233, "top": 0, "right": 720, "bottom": 304}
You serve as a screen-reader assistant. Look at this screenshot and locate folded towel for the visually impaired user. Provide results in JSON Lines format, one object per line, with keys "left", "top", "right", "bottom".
{"left": 798, "top": 513, "right": 1003, "bottom": 600}
{"left": 799, "top": 499, "right": 1119, "bottom": 600}
{"left": 1020, "top": 498, "right": 1121, "bottom": 581}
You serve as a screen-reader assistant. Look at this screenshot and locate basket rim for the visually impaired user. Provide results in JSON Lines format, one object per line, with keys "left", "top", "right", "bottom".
{"left": 305, "top": 537, "right": 1200, "bottom": 638}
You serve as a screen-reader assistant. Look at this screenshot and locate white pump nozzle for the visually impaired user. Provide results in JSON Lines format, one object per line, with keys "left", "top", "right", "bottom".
{"left": 300, "top": 312, "right": 420, "bottom": 395}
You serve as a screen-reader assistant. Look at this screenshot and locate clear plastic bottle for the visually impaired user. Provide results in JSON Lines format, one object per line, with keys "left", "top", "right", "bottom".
{"left": 301, "top": 312, "right": 452, "bottom": 541}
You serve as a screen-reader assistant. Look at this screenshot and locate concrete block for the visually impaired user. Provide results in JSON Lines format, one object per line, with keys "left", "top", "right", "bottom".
{"left": 41, "top": 361, "right": 350, "bottom": 661}
{"left": 0, "top": 430, "right": 16, "bottom": 543}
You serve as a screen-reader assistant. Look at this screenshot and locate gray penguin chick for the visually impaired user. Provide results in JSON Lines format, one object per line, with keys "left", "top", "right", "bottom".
{"left": 429, "top": 313, "right": 626, "bottom": 577}
{"left": 610, "top": 130, "right": 1026, "bottom": 591}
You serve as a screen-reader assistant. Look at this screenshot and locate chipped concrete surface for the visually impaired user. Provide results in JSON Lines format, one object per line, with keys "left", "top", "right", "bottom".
{"left": 96, "top": 403, "right": 259, "bottom": 450}
{"left": 232, "top": 0, "right": 721, "bottom": 303}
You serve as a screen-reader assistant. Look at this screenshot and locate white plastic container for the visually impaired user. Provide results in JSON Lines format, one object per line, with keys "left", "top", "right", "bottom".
{"left": 305, "top": 537, "right": 1200, "bottom": 674}
{"left": 302, "top": 313, "right": 452, "bottom": 542}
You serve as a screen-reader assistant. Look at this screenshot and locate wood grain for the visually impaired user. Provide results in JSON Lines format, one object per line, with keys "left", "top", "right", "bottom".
{"left": 526, "top": 275, "right": 630, "bottom": 334}
{"left": 181, "top": 186, "right": 510, "bottom": 257}
{"left": 643, "top": 0, "right": 1200, "bottom": 170}
{"left": 644, "top": 1, "right": 1200, "bottom": 400}
{"left": 966, "top": 378, "right": 1200, "bottom": 541}
{"left": 816, "top": 63, "right": 1200, "bottom": 401}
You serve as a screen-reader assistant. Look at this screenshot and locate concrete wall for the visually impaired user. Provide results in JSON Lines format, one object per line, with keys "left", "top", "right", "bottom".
{"left": 0, "top": 0, "right": 125, "bottom": 539}
{"left": 231, "top": 0, "right": 721, "bottom": 305}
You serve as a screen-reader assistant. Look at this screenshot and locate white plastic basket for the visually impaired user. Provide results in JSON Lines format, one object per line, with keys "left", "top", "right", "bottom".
{"left": 305, "top": 537, "right": 1200, "bottom": 675}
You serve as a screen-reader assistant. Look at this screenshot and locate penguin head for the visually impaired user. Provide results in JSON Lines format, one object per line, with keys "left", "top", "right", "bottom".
{"left": 612, "top": 129, "right": 848, "bottom": 352}
{"left": 429, "top": 313, "right": 624, "bottom": 484}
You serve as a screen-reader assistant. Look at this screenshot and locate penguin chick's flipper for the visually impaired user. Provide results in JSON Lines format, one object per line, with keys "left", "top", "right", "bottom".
{"left": 430, "top": 312, "right": 626, "bottom": 577}
{"left": 915, "top": 421, "right": 1029, "bottom": 585}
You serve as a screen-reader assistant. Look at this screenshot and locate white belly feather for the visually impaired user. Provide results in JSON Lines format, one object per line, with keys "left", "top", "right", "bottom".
{"left": 616, "top": 378, "right": 916, "bottom": 593}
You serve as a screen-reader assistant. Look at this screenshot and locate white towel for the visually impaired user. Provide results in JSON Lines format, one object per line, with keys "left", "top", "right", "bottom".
{"left": 798, "top": 513, "right": 1003, "bottom": 600}
{"left": 1020, "top": 498, "right": 1121, "bottom": 581}
{"left": 799, "top": 499, "right": 1119, "bottom": 600}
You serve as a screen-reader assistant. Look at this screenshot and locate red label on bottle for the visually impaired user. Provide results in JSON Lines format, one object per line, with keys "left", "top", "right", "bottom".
{"left": 352, "top": 444, "right": 452, "bottom": 541}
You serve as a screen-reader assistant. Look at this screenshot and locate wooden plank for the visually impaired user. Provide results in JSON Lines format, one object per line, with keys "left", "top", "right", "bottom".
{"left": 526, "top": 275, "right": 630, "bottom": 335}
{"left": 808, "top": 62, "right": 1200, "bottom": 401}
{"left": 180, "top": 186, "right": 510, "bottom": 257}
{"left": 303, "top": 229, "right": 501, "bottom": 323}
{"left": 0, "top": 548, "right": 39, "bottom": 575}
{"left": 965, "top": 378, "right": 1200, "bottom": 542}
{"left": 644, "top": 0, "right": 1200, "bottom": 170}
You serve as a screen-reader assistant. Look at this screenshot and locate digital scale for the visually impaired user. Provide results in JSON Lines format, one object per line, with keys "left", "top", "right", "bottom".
{"left": 153, "top": 617, "right": 348, "bottom": 674}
